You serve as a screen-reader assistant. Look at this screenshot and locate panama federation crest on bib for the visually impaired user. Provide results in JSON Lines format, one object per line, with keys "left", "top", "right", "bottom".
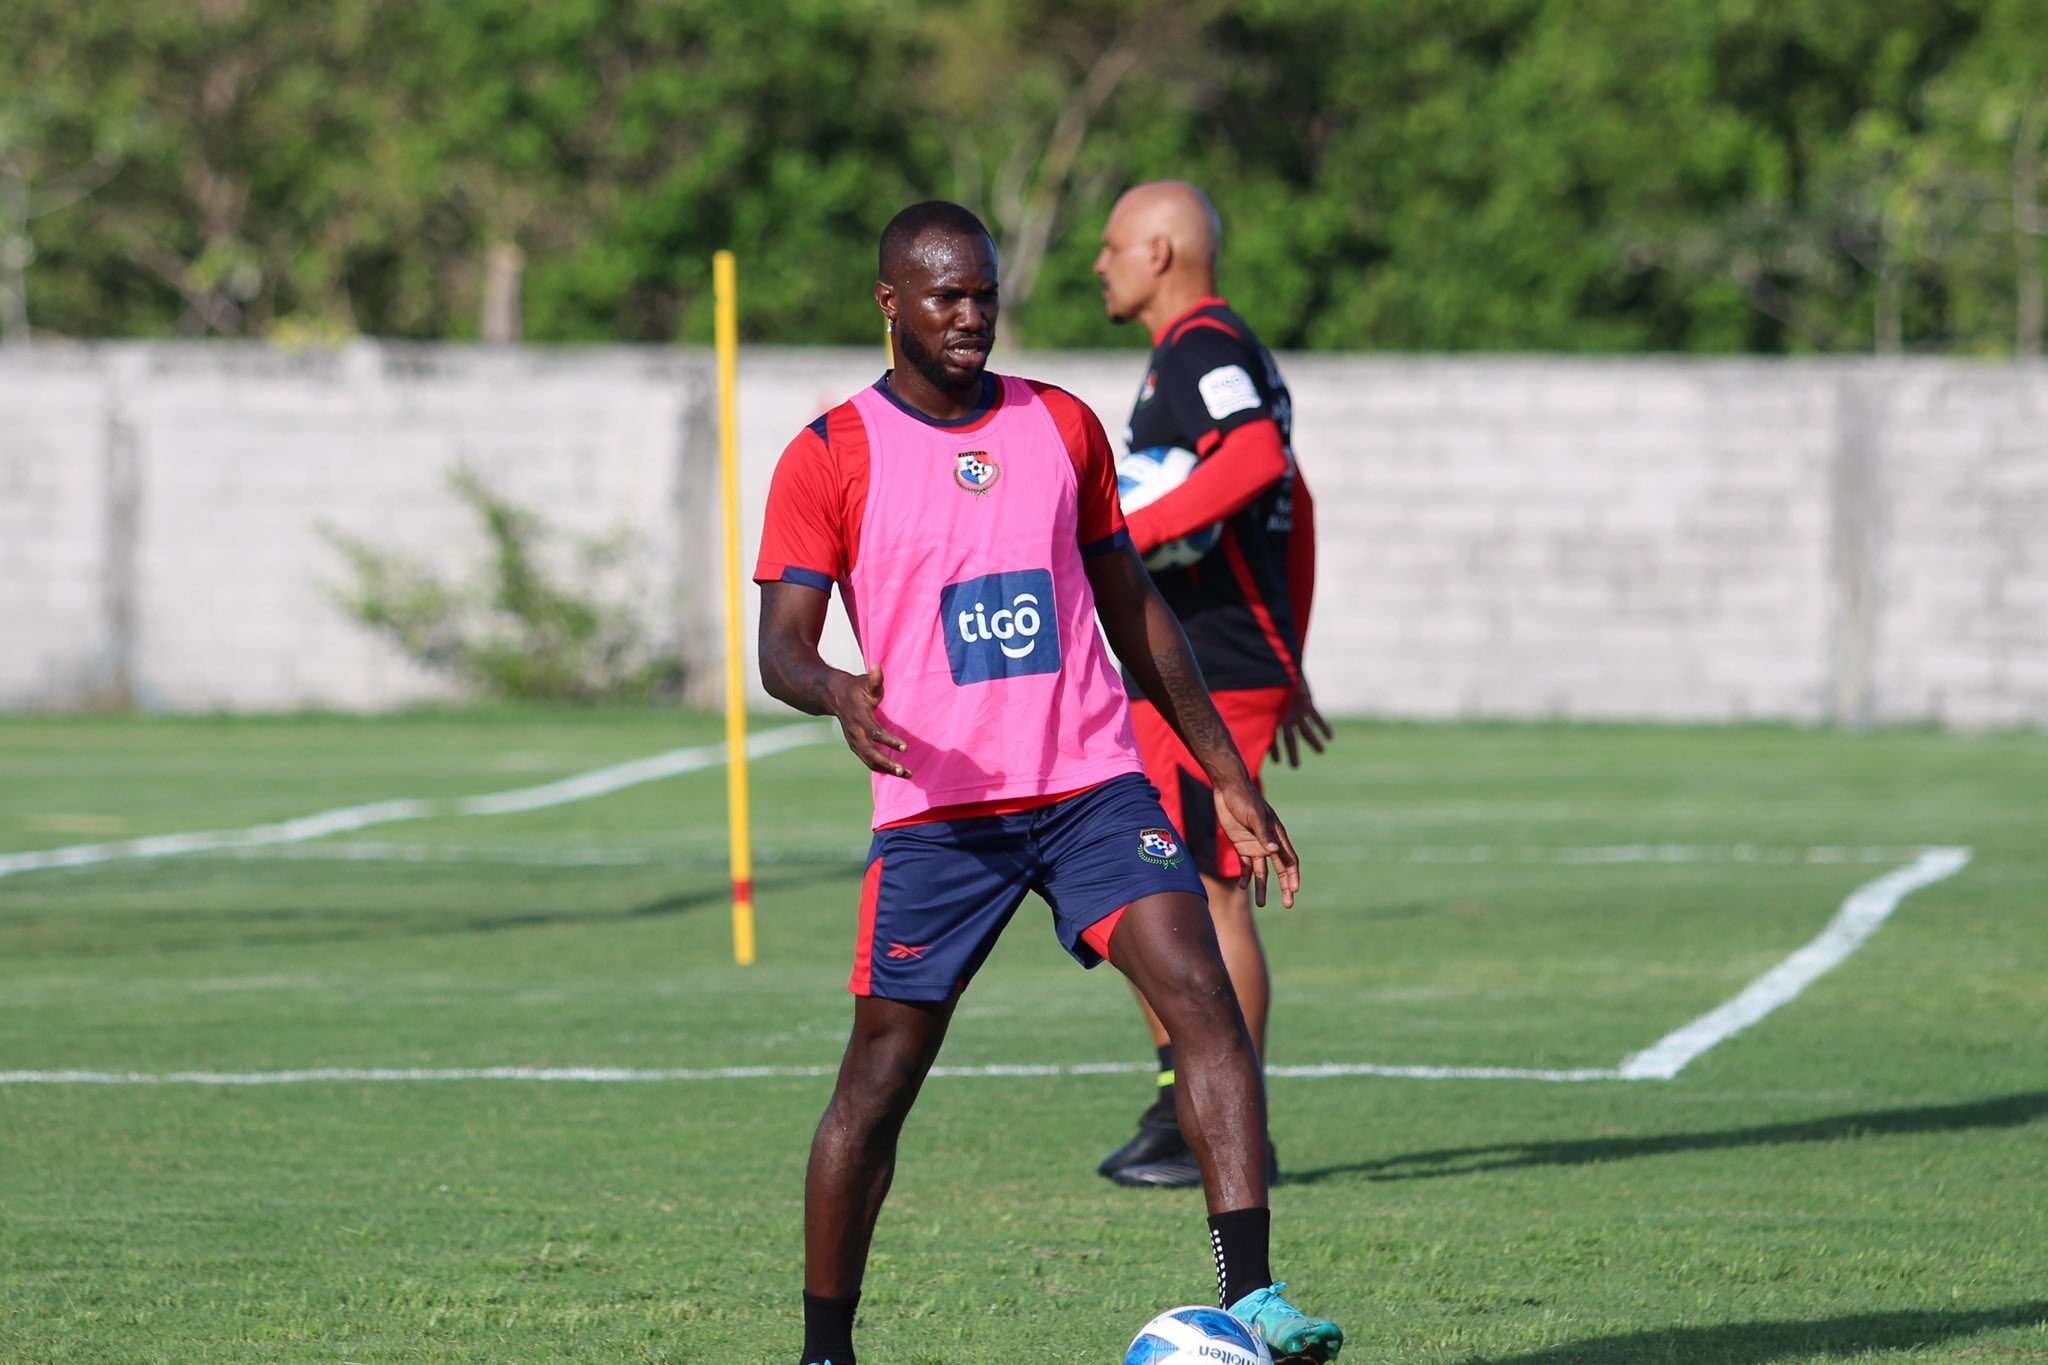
{"left": 1137, "top": 827, "right": 1183, "bottom": 867}
{"left": 954, "top": 450, "right": 1000, "bottom": 494}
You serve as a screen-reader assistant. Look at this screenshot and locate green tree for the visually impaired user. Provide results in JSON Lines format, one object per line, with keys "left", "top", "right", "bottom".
{"left": 2, "top": 0, "right": 2041, "bottom": 354}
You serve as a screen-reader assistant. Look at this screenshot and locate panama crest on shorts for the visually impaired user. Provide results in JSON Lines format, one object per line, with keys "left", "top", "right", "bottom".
{"left": 1137, "top": 827, "right": 1184, "bottom": 867}
{"left": 954, "top": 450, "right": 1000, "bottom": 494}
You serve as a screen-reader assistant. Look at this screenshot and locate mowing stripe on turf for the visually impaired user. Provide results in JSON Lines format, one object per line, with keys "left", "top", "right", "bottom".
{"left": 1618, "top": 845, "right": 1974, "bottom": 1080}
{"left": 0, "top": 722, "right": 834, "bottom": 882}
{"left": 0, "top": 846, "right": 1974, "bottom": 1087}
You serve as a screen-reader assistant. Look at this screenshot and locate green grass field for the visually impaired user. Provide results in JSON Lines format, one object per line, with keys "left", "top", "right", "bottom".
{"left": 2, "top": 709, "right": 2044, "bottom": 1364}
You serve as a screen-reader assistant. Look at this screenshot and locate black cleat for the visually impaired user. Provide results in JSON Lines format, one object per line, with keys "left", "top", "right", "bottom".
{"left": 1097, "top": 1117, "right": 1187, "bottom": 1179}
{"left": 1107, "top": 1141, "right": 1282, "bottom": 1190}
{"left": 1110, "top": 1145, "right": 1202, "bottom": 1187}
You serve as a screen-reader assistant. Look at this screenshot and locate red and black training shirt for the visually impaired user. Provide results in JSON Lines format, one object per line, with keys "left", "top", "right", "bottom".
{"left": 1122, "top": 296, "right": 1313, "bottom": 695}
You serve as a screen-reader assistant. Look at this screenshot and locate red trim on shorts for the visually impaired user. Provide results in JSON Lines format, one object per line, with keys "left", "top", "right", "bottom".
{"left": 1131, "top": 688, "right": 1292, "bottom": 879}
{"left": 1080, "top": 905, "right": 1127, "bottom": 959}
{"left": 849, "top": 858, "right": 884, "bottom": 995}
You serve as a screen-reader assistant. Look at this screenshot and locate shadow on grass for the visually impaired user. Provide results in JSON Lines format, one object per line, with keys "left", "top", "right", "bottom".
{"left": 1462, "top": 1301, "right": 2048, "bottom": 1363}
{"left": 12, "top": 864, "right": 858, "bottom": 956}
{"left": 1289, "top": 1091, "right": 2048, "bottom": 1185}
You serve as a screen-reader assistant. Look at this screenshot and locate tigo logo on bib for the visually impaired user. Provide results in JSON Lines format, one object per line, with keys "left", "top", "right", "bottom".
{"left": 940, "top": 569, "right": 1062, "bottom": 684}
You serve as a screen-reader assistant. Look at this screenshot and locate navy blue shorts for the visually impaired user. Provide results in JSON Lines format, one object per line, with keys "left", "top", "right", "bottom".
{"left": 849, "top": 772, "right": 1207, "bottom": 1001}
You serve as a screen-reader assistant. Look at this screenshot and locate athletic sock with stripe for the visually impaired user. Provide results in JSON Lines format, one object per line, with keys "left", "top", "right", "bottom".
{"left": 1146, "top": 1043, "right": 1177, "bottom": 1125}
{"left": 1207, "top": 1206, "right": 1273, "bottom": 1307}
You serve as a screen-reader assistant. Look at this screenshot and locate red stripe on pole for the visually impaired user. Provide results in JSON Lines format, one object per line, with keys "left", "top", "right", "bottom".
{"left": 733, "top": 878, "right": 753, "bottom": 903}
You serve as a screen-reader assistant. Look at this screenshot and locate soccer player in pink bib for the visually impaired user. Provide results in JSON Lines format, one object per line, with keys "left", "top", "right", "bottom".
{"left": 755, "top": 202, "right": 1345, "bottom": 1365}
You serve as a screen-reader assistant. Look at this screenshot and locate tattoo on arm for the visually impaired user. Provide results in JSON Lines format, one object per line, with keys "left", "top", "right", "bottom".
{"left": 1153, "top": 641, "right": 1236, "bottom": 765}
{"left": 1088, "top": 550, "right": 1249, "bottom": 789}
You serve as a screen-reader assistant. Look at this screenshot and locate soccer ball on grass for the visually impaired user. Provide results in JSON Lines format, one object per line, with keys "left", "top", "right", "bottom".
{"left": 1123, "top": 1304, "right": 1273, "bottom": 1364}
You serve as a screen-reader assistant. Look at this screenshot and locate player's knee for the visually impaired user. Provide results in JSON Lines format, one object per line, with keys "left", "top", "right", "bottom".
{"left": 834, "top": 1038, "right": 934, "bottom": 1124}
{"left": 826, "top": 1070, "right": 919, "bottom": 1140}
{"left": 1149, "top": 953, "right": 1242, "bottom": 1035}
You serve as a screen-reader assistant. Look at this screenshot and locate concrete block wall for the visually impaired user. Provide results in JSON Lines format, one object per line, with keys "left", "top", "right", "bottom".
{"left": 1, "top": 344, "right": 707, "bottom": 711}
{"left": 1866, "top": 367, "right": 2048, "bottom": 727}
{"left": 1, "top": 343, "right": 2041, "bottom": 728}
{"left": 0, "top": 349, "right": 123, "bottom": 706}
{"left": 1278, "top": 357, "right": 1842, "bottom": 721}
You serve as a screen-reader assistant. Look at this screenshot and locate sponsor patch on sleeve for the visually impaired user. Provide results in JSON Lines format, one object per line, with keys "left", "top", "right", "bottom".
{"left": 1196, "top": 364, "right": 1261, "bottom": 420}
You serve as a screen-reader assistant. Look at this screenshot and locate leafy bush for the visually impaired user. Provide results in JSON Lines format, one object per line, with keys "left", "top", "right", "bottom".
{"left": 324, "top": 467, "right": 685, "bottom": 703}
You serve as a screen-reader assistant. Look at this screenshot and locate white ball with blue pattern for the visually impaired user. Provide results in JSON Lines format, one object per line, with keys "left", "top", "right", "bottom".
{"left": 1123, "top": 1304, "right": 1273, "bottom": 1365}
{"left": 1115, "top": 445, "right": 1224, "bottom": 571}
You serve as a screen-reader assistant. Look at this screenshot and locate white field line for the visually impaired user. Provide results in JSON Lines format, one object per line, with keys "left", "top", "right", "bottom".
{"left": 0, "top": 722, "right": 834, "bottom": 882}
{"left": 0, "top": 1063, "right": 1140, "bottom": 1086}
{"left": 1269, "top": 1062, "right": 1622, "bottom": 1082}
{"left": 0, "top": 845, "right": 1973, "bottom": 1088}
{"left": 199, "top": 840, "right": 869, "bottom": 867}
{"left": 1617, "top": 845, "right": 1974, "bottom": 1080}
{"left": 209, "top": 841, "right": 673, "bottom": 868}
{"left": 194, "top": 841, "right": 1934, "bottom": 868}
{"left": 1401, "top": 843, "right": 1933, "bottom": 865}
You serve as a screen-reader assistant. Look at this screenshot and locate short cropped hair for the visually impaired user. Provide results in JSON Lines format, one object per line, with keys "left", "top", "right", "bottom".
{"left": 879, "top": 200, "right": 994, "bottom": 281}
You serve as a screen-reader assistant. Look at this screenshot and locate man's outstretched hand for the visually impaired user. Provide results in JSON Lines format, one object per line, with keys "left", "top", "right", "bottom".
{"left": 827, "top": 666, "right": 911, "bottom": 779}
{"left": 1216, "top": 779, "right": 1300, "bottom": 909}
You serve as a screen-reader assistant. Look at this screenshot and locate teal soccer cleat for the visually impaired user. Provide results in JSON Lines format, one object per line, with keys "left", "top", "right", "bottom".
{"left": 1227, "top": 1282, "right": 1343, "bottom": 1363}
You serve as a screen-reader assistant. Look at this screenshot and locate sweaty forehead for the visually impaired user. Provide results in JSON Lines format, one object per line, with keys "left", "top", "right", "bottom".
{"left": 887, "top": 228, "right": 997, "bottom": 289}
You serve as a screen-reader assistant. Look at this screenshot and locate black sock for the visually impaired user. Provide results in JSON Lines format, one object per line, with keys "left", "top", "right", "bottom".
{"left": 1146, "top": 1044, "right": 1177, "bottom": 1124}
{"left": 801, "top": 1290, "right": 858, "bottom": 1365}
{"left": 1207, "top": 1206, "right": 1273, "bottom": 1307}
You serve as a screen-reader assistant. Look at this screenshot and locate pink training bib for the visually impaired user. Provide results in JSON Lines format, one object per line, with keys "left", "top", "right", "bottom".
{"left": 845, "top": 376, "right": 1141, "bottom": 827}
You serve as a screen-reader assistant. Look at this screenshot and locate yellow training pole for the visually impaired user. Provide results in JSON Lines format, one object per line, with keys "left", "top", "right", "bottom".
{"left": 714, "top": 250, "right": 755, "bottom": 966}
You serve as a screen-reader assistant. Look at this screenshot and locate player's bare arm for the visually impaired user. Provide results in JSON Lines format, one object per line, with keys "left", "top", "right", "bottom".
{"left": 757, "top": 580, "right": 911, "bottom": 779}
{"left": 1085, "top": 546, "right": 1300, "bottom": 908}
